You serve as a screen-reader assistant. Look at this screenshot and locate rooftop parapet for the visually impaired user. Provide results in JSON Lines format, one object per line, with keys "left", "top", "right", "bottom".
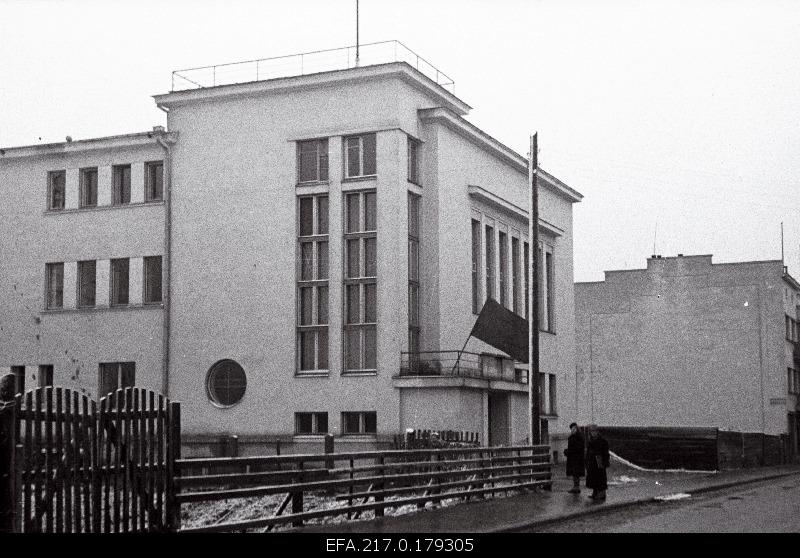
{"left": 171, "top": 40, "right": 455, "bottom": 94}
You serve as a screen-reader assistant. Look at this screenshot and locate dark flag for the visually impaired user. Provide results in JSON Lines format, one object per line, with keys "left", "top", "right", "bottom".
{"left": 469, "top": 298, "right": 529, "bottom": 363}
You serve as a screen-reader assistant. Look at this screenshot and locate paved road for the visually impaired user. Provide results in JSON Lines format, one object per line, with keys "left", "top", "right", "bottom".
{"left": 530, "top": 475, "right": 800, "bottom": 533}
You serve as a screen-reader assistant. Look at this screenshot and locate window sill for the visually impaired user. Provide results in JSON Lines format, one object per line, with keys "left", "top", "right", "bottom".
{"left": 44, "top": 200, "right": 164, "bottom": 215}
{"left": 296, "top": 180, "right": 330, "bottom": 188}
{"left": 339, "top": 434, "right": 378, "bottom": 441}
{"left": 295, "top": 371, "right": 330, "bottom": 378}
{"left": 341, "top": 370, "right": 377, "bottom": 377}
{"left": 293, "top": 434, "right": 329, "bottom": 441}
{"left": 42, "top": 303, "right": 163, "bottom": 314}
{"left": 342, "top": 175, "right": 377, "bottom": 184}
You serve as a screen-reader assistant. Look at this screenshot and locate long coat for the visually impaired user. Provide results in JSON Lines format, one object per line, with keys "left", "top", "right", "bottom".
{"left": 585, "top": 435, "right": 610, "bottom": 491}
{"left": 564, "top": 431, "right": 585, "bottom": 477}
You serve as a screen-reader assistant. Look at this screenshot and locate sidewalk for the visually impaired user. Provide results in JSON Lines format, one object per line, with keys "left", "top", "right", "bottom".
{"left": 297, "top": 461, "right": 800, "bottom": 533}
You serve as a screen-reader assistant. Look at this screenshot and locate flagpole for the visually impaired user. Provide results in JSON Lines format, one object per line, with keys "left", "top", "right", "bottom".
{"left": 528, "top": 133, "right": 541, "bottom": 446}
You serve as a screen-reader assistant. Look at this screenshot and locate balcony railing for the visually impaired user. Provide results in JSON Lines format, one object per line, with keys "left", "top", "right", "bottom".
{"left": 171, "top": 40, "right": 455, "bottom": 93}
{"left": 398, "top": 351, "right": 526, "bottom": 383}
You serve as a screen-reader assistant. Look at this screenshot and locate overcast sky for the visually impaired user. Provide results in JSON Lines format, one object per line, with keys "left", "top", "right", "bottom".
{"left": 1, "top": 0, "right": 798, "bottom": 282}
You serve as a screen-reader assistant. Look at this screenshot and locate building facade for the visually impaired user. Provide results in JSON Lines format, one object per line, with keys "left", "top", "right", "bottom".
{"left": 574, "top": 255, "right": 800, "bottom": 458}
{"left": 1, "top": 56, "right": 582, "bottom": 455}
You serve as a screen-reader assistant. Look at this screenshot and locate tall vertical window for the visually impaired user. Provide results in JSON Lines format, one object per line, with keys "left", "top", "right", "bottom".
{"left": 408, "top": 193, "right": 421, "bottom": 355}
{"left": 145, "top": 161, "right": 164, "bottom": 202}
{"left": 297, "top": 139, "right": 329, "bottom": 183}
{"left": 407, "top": 137, "right": 420, "bottom": 184}
{"left": 48, "top": 171, "right": 65, "bottom": 210}
{"left": 144, "top": 256, "right": 162, "bottom": 304}
{"left": 46, "top": 262, "right": 64, "bottom": 309}
{"left": 79, "top": 167, "right": 98, "bottom": 208}
{"left": 548, "top": 373, "right": 557, "bottom": 414}
{"left": 77, "top": 260, "right": 96, "bottom": 308}
{"left": 344, "top": 191, "right": 377, "bottom": 373}
{"left": 99, "top": 362, "right": 135, "bottom": 396}
{"left": 498, "top": 231, "right": 508, "bottom": 307}
{"left": 523, "top": 241, "right": 530, "bottom": 320}
{"left": 110, "top": 258, "right": 130, "bottom": 306}
{"left": 344, "top": 133, "right": 377, "bottom": 179}
{"left": 485, "top": 225, "right": 495, "bottom": 300}
{"left": 112, "top": 164, "right": 131, "bottom": 206}
{"left": 38, "top": 365, "right": 54, "bottom": 388}
{"left": 512, "top": 237, "right": 521, "bottom": 315}
{"left": 537, "top": 244, "right": 545, "bottom": 327}
{"left": 297, "top": 195, "right": 329, "bottom": 373}
{"left": 545, "top": 250, "right": 555, "bottom": 332}
{"left": 471, "top": 219, "right": 481, "bottom": 314}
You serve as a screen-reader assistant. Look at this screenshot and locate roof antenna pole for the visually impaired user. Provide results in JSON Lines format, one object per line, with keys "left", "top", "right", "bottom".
{"left": 781, "top": 221, "right": 784, "bottom": 264}
{"left": 355, "top": 0, "right": 360, "bottom": 67}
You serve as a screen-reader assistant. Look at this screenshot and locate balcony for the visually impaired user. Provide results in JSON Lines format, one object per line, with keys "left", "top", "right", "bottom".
{"left": 397, "top": 351, "right": 528, "bottom": 385}
{"left": 171, "top": 40, "right": 455, "bottom": 93}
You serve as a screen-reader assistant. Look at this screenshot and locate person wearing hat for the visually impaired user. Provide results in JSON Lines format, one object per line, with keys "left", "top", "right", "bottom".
{"left": 563, "top": 422, "right": 585, "bottom": 494}
{"left": 585, "top": 424, "right": 610, "bottom": 500}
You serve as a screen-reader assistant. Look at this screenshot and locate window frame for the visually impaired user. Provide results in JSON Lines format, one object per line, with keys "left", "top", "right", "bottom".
{"left": 79, "top": 167, "right": 98, "bottom": 208}
{"left": 145, "top": 160, "right": 164, "bottom": 202}
{"left": 407, "top": 136, "right": 421, "bottom": 185}
{"left": 45, "top": 262, "right": 64, "bottom": 310}
{"left": 294, "top": 412, "right": 329, "bottom": 435}
{"left": 206, "top": 359, "right": 247, "bottom": 408}
{"left": 98, "top": 362, "right": 135, "bottom": 397}
{"left": 110, "top": 258, "right": 130, "bottom": 307}
{"left": 297, "top": 194, "right": 330, "bottom": 374}
{"left": 408, "top": 193, "right": 421, "bottom": 355}
{"left": 343, "top": 190, "right": 378, "bottom": 374}
{"left": 343, "top": 133, "right": 377, "bottom": 180}
{"left": 47, "top": 170, "right": 66, "bottom": 211}
{"left": 143, "top": 256, "right": 163, "bottom": 304}
{"left": 341, "top": 411, "right": 377, "bottom": 435}
{"left": 77, "top": 260, "right": 97, "bottom": 308}
{"left": 37, "top": 365, "right": 54, "bottom": 388}
{"left": 112, "top": 164, "right": 132, "bottom": 206}
{"left": 297, "top": 138, "right": 330, "bottom": 184}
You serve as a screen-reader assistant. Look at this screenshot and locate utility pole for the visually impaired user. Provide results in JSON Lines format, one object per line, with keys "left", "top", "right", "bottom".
{"left": 355, "top": 0, "right": 360, "bottom": 67}
{"left": 528, "top": 133, "right": 541, "bottom": 445}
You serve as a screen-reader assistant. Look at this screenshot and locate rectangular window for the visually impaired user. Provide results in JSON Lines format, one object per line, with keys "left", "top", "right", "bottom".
{"left": 294, "top": 412, "right": 329, "bottom": 435}
{"left": 297, "top": 195, "right": 329, "bottom": 373}
{"left": 499, "top": 231, "right": 508, "bottom": 307}
{"left": 79, "top": 167, "right": 98, "bottom": 208}
{"left": 77, "top": 260, "right": 96, "bottom": 308}
{"left": 144, "top": 256, "right": 162, "bottom": 304}
{"left": 546, "top": 250, "right": 555, "bottom": 332}
{"left": 145, "top": 161, "right": 164, "bottom": 202}
{"left": 344, "top": 191, "right": 377, "bottom": 372}
{"left": 407, "top": 137, "right": 420, "bottom": 184}
{"left": 512, "top": 237, "right": 521, "bottom": 315}
{"left": 471, "top": 219, "right": 481, "bottom": 314}
{"left": 45, "top": 262, "right": 64, "bottom": 309}
{"left": 48, "top": 170, "right": 66, "bottom": 210}
{"left": 344, "top": 133, "right": 377, "bottom": 179}
{"left": 99, "top": 362, "right": 135, "bottom": 397}
{"left": 523, "top": 241, "right": 530, "bottom": 320}
{"left": 38, "top": 365, "right": 53, "bottom": 388}
{"left": 112, "top": 164, "right": 131, "bottom": 206}
{"left": 110, "top": 258, "right": 130, "bottom": 306}
{"left": 408, "top": 193, "right": 421, "bottom": 355}
{"left": 549, "top": 373, "right": 557, "bottom": 415}
{"left": 11, "top": 366, "right": 25, "bottom": 395}
{"left": 538, "top": 372, "right": 546, "bottom": 412}
{"left": 341, "top": 411, "right": 377, "bottom": 435}
{"left": 485, "top": 225, "right": 495, "bottom": 300}
{"left": 297, "top": 139, "right": 329, "bottom": 183}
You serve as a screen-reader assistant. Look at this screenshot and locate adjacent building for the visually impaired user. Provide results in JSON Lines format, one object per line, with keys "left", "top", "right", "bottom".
{"left": 575, "top": 255, "right": 800, "bottom": 459}
{"left": 0, "top": 43, "right": 582, "bottom": 455}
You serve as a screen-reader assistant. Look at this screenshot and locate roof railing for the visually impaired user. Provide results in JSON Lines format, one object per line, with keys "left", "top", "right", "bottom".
{"left": 171, "top": 40, "right": 455, "bottom": 93}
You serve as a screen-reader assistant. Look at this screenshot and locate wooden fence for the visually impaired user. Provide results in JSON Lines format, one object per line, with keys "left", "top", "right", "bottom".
{"left": 175, "top": 444, "right": 552, "bottom": 532}
{"left": 3, "top": 386, "right": 180, "bottom": 533}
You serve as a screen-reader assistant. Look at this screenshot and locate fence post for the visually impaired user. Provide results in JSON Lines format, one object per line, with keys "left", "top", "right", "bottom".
{"left": 292, "top": 461, "right": 304, "bottom": 527}
{"left": 375, "top": 454, "right": 385, "bottom": 517}
{"left": 165, "top": 401, "right": 181, "bottom": 532}
{"left": 0, "top": 374, "right": 17, "bottom": 533}
{"left": 324, "top": 434, "right": 334, "bottom": 470}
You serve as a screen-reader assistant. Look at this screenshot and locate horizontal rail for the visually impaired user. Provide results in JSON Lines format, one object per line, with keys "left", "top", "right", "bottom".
{"left": 179, "top": 478, "right": 551, "bottom": 533}
{"left": 177, "top": 444, "right": 550, "bottom": 469}
{"left": 177, "top": 461, "right": 549, "bottom": 503}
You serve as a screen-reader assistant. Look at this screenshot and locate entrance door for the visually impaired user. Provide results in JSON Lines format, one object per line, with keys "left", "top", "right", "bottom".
{"left": 488, "top": 392, "right": 509, "bottom": 446}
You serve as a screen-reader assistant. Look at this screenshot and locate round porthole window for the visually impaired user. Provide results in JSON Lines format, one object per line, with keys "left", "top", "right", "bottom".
{"left": 206, "top": 359, "right": 247, "bottom": 407}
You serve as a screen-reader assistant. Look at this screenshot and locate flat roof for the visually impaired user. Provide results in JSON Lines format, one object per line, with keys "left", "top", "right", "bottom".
{"left": 0, "top": 131, "right": 175, "bottom": 159}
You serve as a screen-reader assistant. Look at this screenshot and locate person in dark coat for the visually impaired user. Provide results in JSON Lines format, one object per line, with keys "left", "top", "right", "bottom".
{"left": 563, "top": 422, "right": 585, "bottom": 494}
{"left": 585, "top": 424, "right": 610, "bottom": 500}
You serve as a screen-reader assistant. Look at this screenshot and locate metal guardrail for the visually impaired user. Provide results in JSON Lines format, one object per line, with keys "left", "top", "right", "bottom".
{"left": 398, "top": 351, "right": 525, "bottom": 383}
{"left": 171, "top": 40, "right": 455, "bottom": 93}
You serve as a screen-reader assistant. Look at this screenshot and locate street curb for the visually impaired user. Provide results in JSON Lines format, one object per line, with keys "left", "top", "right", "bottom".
{"left": 490, "top": 469, "right": 800, "bottom": 533}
